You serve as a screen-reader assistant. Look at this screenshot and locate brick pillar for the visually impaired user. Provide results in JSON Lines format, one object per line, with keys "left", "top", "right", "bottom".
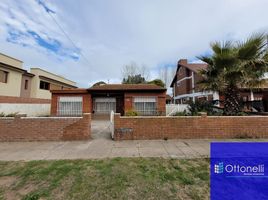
{"left": 83, "top": 113, "right": 91, "bottom": 139}
{"left": 113, "top": 113, "right": 121, "bottom": 141}
{"left": 50, "top": 93, "right": 58, "bottom": 116}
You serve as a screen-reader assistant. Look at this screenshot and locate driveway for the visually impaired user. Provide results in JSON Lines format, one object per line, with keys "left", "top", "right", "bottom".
{"left": 0, "top": 120, "right": 267, "bottom": 161}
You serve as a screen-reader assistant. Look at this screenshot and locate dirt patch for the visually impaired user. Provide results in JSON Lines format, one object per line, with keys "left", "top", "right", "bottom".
{"left": 18, "top": 183, "right": 38, "bottom": 196}
{"left": 51, "top": 175, "right": 75, "bottom": 200}
{"left": 0, "top": 176, "right": 17, "bottom": 187}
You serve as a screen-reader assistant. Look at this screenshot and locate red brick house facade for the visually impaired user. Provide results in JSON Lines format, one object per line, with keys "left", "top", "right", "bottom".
{"left": 170, "top": 59, "right": 214, "bottom": 104}
{"left": 51, "top": 84, "right": 166, "bottom": 117}
{"left": 170, "top": 59, "right": 268, "bottom": 111}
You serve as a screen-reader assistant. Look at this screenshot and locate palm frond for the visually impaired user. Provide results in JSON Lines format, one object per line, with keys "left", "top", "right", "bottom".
{"left": 238, "top": 33, "right": 266, "bottom": 60}
{"left": 197, "top": 56, "right": 213, "bottom": 66}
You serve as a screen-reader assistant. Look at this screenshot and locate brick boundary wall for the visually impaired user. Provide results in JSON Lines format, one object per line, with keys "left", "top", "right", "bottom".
{"left": 0, "top": 113, "right": 91, "bottom": 142}
{"left": 0, "top": 96, "right": 51, "bottom": 104}
{"left": 113, "top": 113, "right": 268, "bottom": 140}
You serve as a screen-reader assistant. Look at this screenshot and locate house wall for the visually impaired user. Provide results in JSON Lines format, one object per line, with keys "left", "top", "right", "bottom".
{"left": 113, "top": 114, "right": 268, "bottom": 140}
{"left": 0, "top": 65, "right": 23, "bottom": 97}
{"left": 0, "top": 113, "right": 91, "bottom": 142}
{"left": 0, "top": 96, "right": 51, "bottom": 116}
{"left": 51, "top": 91, "right": 166, "bottom": 116}
{"left": 20, "top": 75, "right": 32, "bottom": 98}
{"left": 174, "top": 66, "right": 204, "bottom": 97}
{"left": 30, "top": 68, "right": 76, "bottom": 99}
{"left": 193, "top": 72, "right": 204, "bottom": 92}
{"left": 51, "top": 93, "right": 92, "bottom": 116}
{"left": 174, "top": 66, "right": 191, "bottom": 96}
{"left": 0, "top": 53, "right": 23, "bottom": 69}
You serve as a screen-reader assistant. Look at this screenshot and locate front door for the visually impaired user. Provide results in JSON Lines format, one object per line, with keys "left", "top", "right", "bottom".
{"left": 93, "top": 98, "right": 116, "bottom": 114}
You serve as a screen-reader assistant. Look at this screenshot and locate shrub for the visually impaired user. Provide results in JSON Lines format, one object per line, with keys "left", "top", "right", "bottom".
{"left": 174, "top": 110, "right": 188, "bottom": 116}
{"left": 5, "top": 112, "right": 18, "bottom": 117}
{"left": 0, "top": 112, "right": 4, "bottom": 117}
{"left": 188, "top": 100, "right": 222, "bottom": 116}
{"left": 125, "top": 110, "right": 138, "bottom": 116}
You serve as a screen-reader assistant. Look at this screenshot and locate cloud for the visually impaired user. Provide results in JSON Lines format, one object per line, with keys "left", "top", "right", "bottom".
{"left": 0, "top": 1, "right": 79, "bottom": 61}
{"left": 0, "top": 0, "right": 267, "bottom": 88}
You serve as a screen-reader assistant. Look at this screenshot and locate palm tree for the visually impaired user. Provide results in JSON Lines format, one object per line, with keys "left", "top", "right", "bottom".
{"left": 199, "top": 33, "right": 268, "bottom": 115}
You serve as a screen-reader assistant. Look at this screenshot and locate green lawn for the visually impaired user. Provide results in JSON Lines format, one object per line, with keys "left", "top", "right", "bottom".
{"left": 0, "top": 158, "right": 209, "bottom": 200}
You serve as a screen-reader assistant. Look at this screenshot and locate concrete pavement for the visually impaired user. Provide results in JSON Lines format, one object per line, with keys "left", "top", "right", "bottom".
{"left": 0, "top": 139, "right": 208, "bottom": 161}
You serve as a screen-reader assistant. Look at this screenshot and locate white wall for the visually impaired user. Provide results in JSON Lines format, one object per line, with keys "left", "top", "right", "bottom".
{"left": 166, "top": 104, "right": 189, "bottom": 116}
{"left": 0, "top": 104, "right": 50, "bottom": 116}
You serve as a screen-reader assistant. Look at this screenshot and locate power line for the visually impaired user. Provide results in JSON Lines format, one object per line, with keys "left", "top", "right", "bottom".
{"left": 45, "top": 8, "right": 91, "bottom": 66}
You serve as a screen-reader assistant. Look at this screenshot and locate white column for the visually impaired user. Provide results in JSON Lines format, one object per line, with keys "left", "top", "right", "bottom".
{"left": 250, "top": 90, "right": 254, "bottom": 101}
{"left": 213, "top": 91, "right": 220, "bottom": 107}
{"left": 192, "top": 72, "right": 195, "bottom": 103}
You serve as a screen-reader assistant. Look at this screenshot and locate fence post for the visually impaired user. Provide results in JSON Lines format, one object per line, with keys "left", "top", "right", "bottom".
{"left": 110, "top": 111, "right": 115, "bottom": 139}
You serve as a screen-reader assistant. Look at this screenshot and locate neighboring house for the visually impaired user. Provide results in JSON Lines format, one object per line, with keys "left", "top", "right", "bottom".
{"left": 50, "top": 84, "right": 166, "bottom": 116}
{"left": 166, "top": 94, "right": 172, "bottom": 104}
{"left": 30, "top": 68, "right": 77, "bottom": 99}
{"left": 0, "top": 53, "right": 32, "bottom": 97}
{"left": 170, "top": 58, "right": 268, "bottom": 111}
{"left": 0, "top": 53, "right": 77, "bottom": 99}
{"left": 170, "top": 59, "right": 217, "bottom": 104}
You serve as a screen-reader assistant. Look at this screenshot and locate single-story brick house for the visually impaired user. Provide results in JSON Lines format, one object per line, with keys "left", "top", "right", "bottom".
{"left": 50, "top": 84, "right": 166, "bottom": 117}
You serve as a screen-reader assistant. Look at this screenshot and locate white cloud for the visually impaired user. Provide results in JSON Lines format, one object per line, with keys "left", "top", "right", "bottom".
{"left": 0, "top": 0, "right": 267, "bottom": 87}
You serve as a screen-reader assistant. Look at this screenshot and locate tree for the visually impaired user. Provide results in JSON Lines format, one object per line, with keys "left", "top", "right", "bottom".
{"left": 121, "top": 62, "right": 150, "bottom": 84}
{"left": 122, "top": 74, "right": 146, "bottom": 84}
{"left": 92, "top": 81, "right": 106, "bottom": 87}
{"left": 158, "top": 65, "right": 176, "bottom": 87}
{"left": 147, "top": 79, "right": 165, "bottom": 87}
{"left": 199, "top": 33, "right": 268, "bottom": 115}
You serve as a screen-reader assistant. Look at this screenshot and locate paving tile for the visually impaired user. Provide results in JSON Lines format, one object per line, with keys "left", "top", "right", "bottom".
{"left": 110, "top": 147, "right": 139, "bottom": 157}
{"left": 162, "top": 142, "right": 185, "bottom": 158}
{"left": 137, "top": 140, "right": 165, "bottom": 148}
{"left": 139, "top": 146, "right": 168, "bottom": 157}
{"left": 113, "top": 141, "right": 139, "bottom": 148}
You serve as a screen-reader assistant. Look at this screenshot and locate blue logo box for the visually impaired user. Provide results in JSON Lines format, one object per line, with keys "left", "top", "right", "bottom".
{"left": 211, "top": 142, "right": 268, "bottom": 200}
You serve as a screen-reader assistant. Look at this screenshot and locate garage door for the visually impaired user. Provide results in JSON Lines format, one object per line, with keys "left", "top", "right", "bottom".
{"left": 93, "top": 98, "right": 116, "bottom": 114}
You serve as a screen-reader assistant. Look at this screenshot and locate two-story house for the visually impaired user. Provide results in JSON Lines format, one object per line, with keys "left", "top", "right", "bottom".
{"left": 170, "top": 59, "right": 268, "bottom": 112}
{"left": 170, "top": 59, "right": 219, "bottom": 104}
{"left": 0, "top": 53, "right": 77, "bottom": 100}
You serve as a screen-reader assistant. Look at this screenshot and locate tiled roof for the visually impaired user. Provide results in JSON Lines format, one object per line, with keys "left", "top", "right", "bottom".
{"left": 170, "top": 61, "right": 208, "bottom": 87}
{"left": 88, "top": 84, "right": 166, "bottom": 91}
{"left": 181, "top": 63, "right": 207, "bottom": 73}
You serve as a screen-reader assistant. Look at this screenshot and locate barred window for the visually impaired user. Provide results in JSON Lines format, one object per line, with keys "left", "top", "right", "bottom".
{"left": 134, "top": 97, "right": 157, "bottom": 116}
{"left": 57, "top": 96, "right": 83, "bottom": 116}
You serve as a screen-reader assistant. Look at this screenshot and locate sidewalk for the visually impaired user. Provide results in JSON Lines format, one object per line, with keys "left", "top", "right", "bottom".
{"left": 0, "top": 139, "right": 267, "bottom": 161}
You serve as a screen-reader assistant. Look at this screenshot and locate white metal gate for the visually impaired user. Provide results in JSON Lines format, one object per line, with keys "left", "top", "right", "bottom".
{"left": 110, "top": 110, "right": 114, "bottom": 139}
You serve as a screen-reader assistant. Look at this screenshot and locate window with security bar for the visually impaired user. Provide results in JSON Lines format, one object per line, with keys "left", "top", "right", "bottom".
{"left": 57, "top": 96, "right": 83, "bottom": 116}
{"left": 133, "top": 97, "right": 157, "bottom": 116}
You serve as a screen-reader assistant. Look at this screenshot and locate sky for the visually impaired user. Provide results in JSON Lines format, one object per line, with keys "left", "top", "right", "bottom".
{"left": 0, "top": 0, "right": 268, "bottom": 88}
